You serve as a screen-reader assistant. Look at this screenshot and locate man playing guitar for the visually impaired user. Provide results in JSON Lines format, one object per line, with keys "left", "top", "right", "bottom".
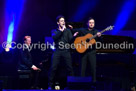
{"left": 70, "top": 17, "right": 101, "bottom": 85}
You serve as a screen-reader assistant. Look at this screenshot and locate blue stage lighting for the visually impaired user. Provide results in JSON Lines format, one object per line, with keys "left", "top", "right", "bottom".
{"left": 5, "top": 0, "right": 25, "bottom": 50}
{"left": 112, "top": 0, "right": 136, "bottom": 35}
{"left": 72, "top": 0, "right": 98, "bottom": 22}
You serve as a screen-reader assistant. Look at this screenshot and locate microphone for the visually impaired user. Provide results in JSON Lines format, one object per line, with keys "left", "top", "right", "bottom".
{"left": 63, "top": 24, "right": 66, "bottom": 29}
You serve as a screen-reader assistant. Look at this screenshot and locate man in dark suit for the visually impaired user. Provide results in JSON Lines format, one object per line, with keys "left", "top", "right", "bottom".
{"left": 18, "top": 36, "right": 40, "bottom": 89}
{"left": 18, "top": 36, "right": 39, "bottom": 71}
{"left": 70, "top": 17, "right": 101, "bottom": 84}
{"left": 48, "top": 15, "right": 78, "bottom": 90}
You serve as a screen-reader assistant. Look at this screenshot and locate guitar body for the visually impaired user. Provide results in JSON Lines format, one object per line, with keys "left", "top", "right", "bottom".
{"left": 74, "top": 33, "right": 96, "bottom": 53}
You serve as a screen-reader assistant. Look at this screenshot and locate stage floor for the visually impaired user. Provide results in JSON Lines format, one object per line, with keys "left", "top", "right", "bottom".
{"left": 2, "top": 90, "right": 107, "bottom": 91}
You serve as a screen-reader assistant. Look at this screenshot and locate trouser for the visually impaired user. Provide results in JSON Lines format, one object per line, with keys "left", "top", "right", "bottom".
{"left": 49, "top": 50, "right": 74, "bottom": 85}
{"left": 81, "top": 50, "right": 96, "bottom": 82}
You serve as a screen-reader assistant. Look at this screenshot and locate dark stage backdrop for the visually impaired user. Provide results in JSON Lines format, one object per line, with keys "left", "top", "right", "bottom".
{"left": 0, "top": 0, "right": 136, "bottom": 43}
{"left": 15, "top": 0, "right": 136, "bottom": 42}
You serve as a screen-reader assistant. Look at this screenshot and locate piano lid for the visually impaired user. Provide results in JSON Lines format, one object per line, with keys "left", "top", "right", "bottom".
{"left": 96, "top": 35, "right": 135, "bottom": 53}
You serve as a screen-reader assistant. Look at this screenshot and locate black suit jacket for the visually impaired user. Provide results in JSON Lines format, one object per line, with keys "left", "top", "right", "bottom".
{"left": 18, "top": 47, "right": 33, "bottom": 70}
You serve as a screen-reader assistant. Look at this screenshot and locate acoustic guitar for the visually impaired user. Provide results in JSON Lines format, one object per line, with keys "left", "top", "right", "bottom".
{"left": 74, "top": 26, "right": 114, "bottom": 53}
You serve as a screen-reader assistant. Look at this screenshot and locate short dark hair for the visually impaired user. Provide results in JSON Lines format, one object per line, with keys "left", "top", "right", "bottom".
{"left": 56, "top": 15, "right": 65, "bottom": 22}
{"left": 88, "top": 17, "right": 95, "bottom": 22}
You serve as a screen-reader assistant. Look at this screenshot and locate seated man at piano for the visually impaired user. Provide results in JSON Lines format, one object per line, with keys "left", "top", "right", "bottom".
{"left": 18, "top": 36, "right": 41, "bottom": 89}
{"left": 70, "top": 17, "right": 101, "bottom": 84}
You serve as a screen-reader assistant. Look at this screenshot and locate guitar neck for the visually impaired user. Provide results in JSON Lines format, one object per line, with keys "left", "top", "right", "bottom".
{"left": 89, "top": 26, "right": 113, "bottom": 40}
{"left": 100, "top": 29, "right": 107, "bottom": 34}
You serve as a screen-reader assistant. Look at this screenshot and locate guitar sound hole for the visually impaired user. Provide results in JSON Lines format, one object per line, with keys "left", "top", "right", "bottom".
{"left": 86, "top": 39, "right": 90, "bottom": 42}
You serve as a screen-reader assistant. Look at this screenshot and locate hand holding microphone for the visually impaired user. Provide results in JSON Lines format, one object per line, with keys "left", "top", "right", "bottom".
{"left": 60, "top": 24, "right": 66, "bottom": 32}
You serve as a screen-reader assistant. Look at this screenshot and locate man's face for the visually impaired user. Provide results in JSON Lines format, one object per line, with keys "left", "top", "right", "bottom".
{"left": 88, "top": 19, "right": 95, "bottom": 29}
{"left": 57, "top": 18, "right": 65, "bottom": 27}
{"left": 25, "top": 38, "right": 31, "bottom": 46}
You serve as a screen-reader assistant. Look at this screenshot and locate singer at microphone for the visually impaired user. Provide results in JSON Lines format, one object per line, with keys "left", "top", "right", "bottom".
{"left": 49, "top": 15, "right": 75, "bottom": 90}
